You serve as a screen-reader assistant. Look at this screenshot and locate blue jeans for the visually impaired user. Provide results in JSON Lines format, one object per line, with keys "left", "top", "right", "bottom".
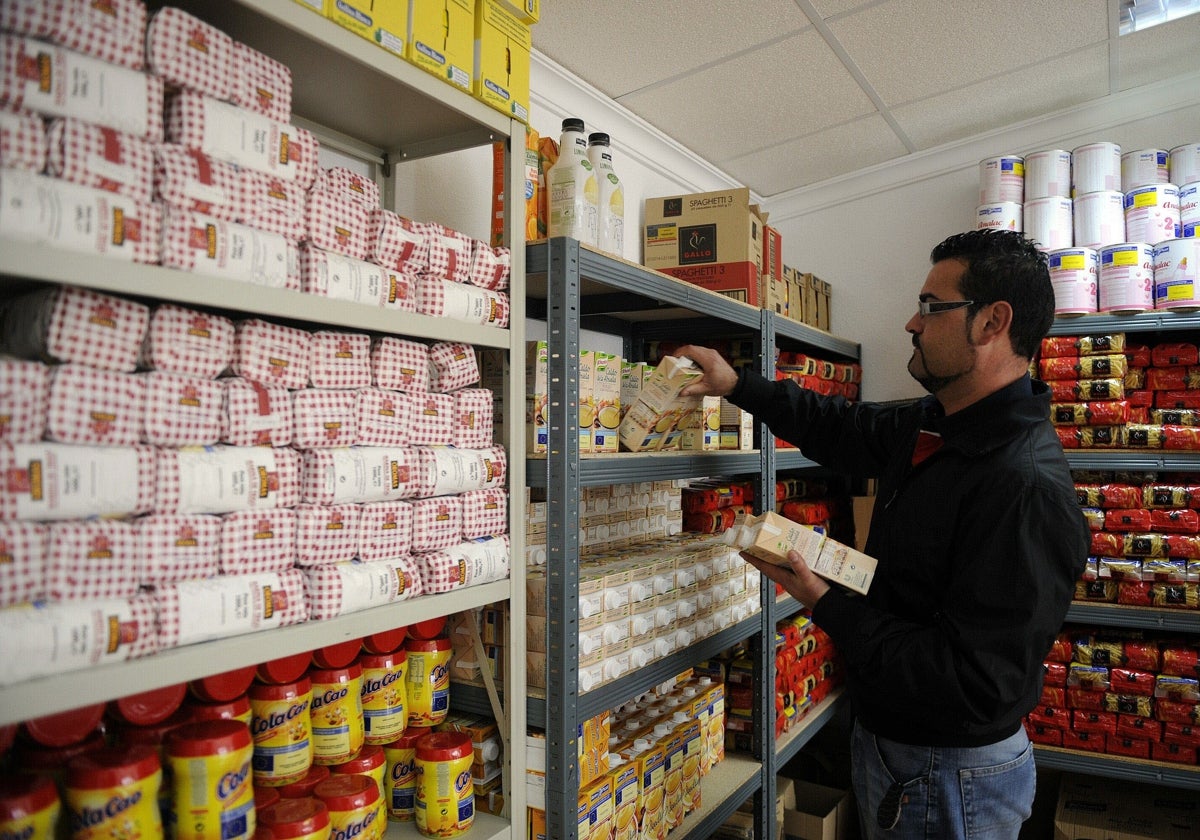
{"left": 851, "top": 720, "right": 1035, "bottom": 839}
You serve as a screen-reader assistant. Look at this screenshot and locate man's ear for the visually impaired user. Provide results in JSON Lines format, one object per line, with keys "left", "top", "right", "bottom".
{"left": 974, "top": 300, "right": 1013, "bottom": 346}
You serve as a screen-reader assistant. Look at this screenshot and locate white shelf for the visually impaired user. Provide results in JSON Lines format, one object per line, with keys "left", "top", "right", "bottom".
{"left": 0, "top": 581, "right": 511, "bottom": 726}
{"left": 385, "top": 810, "right": 510, "bottom": 840}
{"left": 675, "top": 754, "right": 763, "bottom": 840}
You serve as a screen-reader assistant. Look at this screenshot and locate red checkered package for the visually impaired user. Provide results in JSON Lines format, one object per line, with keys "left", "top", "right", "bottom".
{"left": 154, "top": 568, "right": 307, "bottom": 650}
{"left": 407, "top": 393, "right": 455, "bottom": 446}
{"left": 291, "top": 388, "right": 359, "bottom": 449}
{"left": 370, "top": 209, "right": 428, "bottom": 273}
{"left": 0, "top": 359, "right": 49, "bottom": 444}
{"left": 418, "top": 222, "right": 472, "bottom": 283}
{"left": 0, "top": 287, "right": 148, "bottom": 372}
{"left": 460, "top": 488, "right": 508, "bottom": 539}
{"left": 241, "top": 171, "right": 306, "bottom": 241}
{"left": 0, "top": 520, "right": 47, "bottom": 606}
{"left": 165, "top": 91, "right": 318, "bottom": 187}
{"left": 357, "top": 500, "right": 413, "bottom": 562}
{"left": 0, "top": 2, "right": 51, "bottom": 37}
{"left": 298, "top": 244, "right": 392, "bottom": 306}
{"left": 0, "top": 593, "right": 157, "bottom": 686}
{"left": 315, "top": 166, "right": 380, "bottom": 210}
{"left": 0, "top": 108, "right": 45, "bottom": 171}
{"left": 356, "top": 387, "right": 410, "bottom": 447}
{"left": 455, "top": 534, "right": 511, "bottom": 587}
{"left": 45, "top": 519, "right": 139, "bottom": 602}
{"left": 309, "top": 331, "right": 371, "bottom": 390}
{"left": 0, "top": 441, "right": 155, "bottom": 520}
{"left": 232, "top": 319, "right": 312, "bottom": 390}
{"left": 140, "top": 303, "right": 235, "bottom": 379}
{"left": 45, "top": 0, "right": 147, "bottom": 71}
{"left": 45, "top": 118, "right": 154, "bottom": 202}
{"left": 409, "top": 495, "right": 462, "bottom": 552}
{"left": 139, "top": 370, "right": 223, "bottom": 446}
{"left": 229, "top": 40, "right": 292, "bottom": 122}
{"left": 294, "top": 503, "right": 360, "bottom": 567}
{"left": 305, "top": 191, "right": 370, "bottom": 260}
{"left": 155, "top": 445, "right": 301, "bottom": 515}
{"left": 414, "top": 549, "right": 461, "bottom": 594}
{"left": 161, "top": 207, "right": 300, "bottom": 290}
{"left": 145, "top": 6, "right": 233, "bottom": 100}
{"left": 301, "top": 446, "right": 418, "bottom": 506}
{"left": 134, "top": 513, "right": 221, "bottom": 585}
{"left": 414, "top": 446, "right": 506, "bottom": 497}
{"left": 153, "top": 144, "right": 248, "bottom": 221}
{"left": 416, "top": 275, "right": 509, "bottom": 326}
{"left": 45, "top": 364, "right": 144, "bottom": 446}
{"left": 221, "top": 377, "right": 292, "bottom": 447}
{"left": 428, "top": 342, "right": 480, "bottom": 393}
{"left": 0, "top": 35, "right": 164, "bottom": 141}
{"left": 382, "top": 265, "right": 420, "bottom": 314}
{"left": 469, "top": 240, "right": 510, "bottom": 291}
{"left": 302, "top": 555, "right": 421, "bottom": 621}
{"left": 219, "top": 508, "right": 297, "bottom": 576}
{"left": 452, "top": 388, "right": 494, "bottom": 448}
{"left": 0, "top": 169, "right": 163, "bottom": 263}
{"left": 370, "top": 337, "right": 430, "bottom": 393}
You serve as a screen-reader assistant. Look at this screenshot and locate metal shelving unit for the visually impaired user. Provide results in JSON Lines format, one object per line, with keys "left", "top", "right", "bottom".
{"left": 529, "top": 238, "right": 860, "bottom": 840}
{"left": 2, "top": 0, "right": 528, "bottom": 834}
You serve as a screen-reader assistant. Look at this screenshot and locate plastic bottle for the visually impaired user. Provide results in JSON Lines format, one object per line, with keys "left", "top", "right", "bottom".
{"left": 587, "top": 132, "right": 624, "bottom": 256}
{"left": 547, "top": 118, "right": 599, "bottom": 245}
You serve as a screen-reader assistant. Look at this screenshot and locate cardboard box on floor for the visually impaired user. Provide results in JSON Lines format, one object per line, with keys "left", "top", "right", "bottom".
{"left": 784, "top": 780, "right": 853, "bottom": 840}
{"left": 1054, "top": 774, "right": 1199, "bottom": 840}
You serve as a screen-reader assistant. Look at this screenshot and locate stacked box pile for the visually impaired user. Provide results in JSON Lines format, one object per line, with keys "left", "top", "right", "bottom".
{"left": 1024, "top": 627, "right": 1200, "bottom": 765}
{"left": 0, "top": 5, "right": 511, "bottom": 329}
{"left": 681, "top": 480, "right": 756, "bottom": 534}
{"left": 0, "top": 284, "right": 510, "bottom": 688}
{"left": 774, "top": 351, "right": 862, "bottom": 450}
{"left": 1072, "top": 473, "right": 1200, "bottom": 609}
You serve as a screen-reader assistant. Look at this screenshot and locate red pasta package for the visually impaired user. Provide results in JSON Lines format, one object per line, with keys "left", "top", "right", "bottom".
{"left": 1109, "top": 668, "right": 1156, "bottom": 696}
{"left": 1043, "top": 660, "right": 1068, "bottom": 685}
{"left": 1089, "top": 532, "right": 1123, "bottom": 556}
{"left": 1122, "top": 641, "right": 1161, "bottom": 672}
{"left": 1057, "top": 426, "right": 1122, "bottom": 449}
{"left": 1163, "top": 721, "right": 1200, "bottom": 746}
{"left": 1161, "top": 645, "right": 1200, "bottom": 678}
{"left": 1125, "top": 343, "right": 1152, "bottom": 367}
{"left": 1039, "top": 686, "right": 1066, "bottom": 708}
{"left": 1165, "top": 534, "right": 1200, "bottom": 558}
{"left": 1071, "top": 710, "right": 1117, "bottom": 735}
{"left": 1040, "top": 334, "right": 1126, "bottom": 359}
{"left": 1062, "top": 729, "right": 1106, "bottom": 752}
{"left": 1152, "top": 342, "right": 1200, "bottom": 366}
{"left": 1077, "top": 483, "right": 1143, "bottom": 508}
{"left": 1146, "top": 367, "right": 1200, "bottom": 390}
{"left": 1047, "top": 378, "right": 1124, "bottom": 402}
{"left": 1046, "top": 634, "right": 1074, "bottom": 663}
{"left": 1066, "top": 688, "right": 1106, "bottom": 711}
{"left": 1156, "top": 390, "right": 1200, "bottom": 410}
{"left": 1153, "top": 742, "right": 1198, "bottom": 764}
{"left": 1150, "top": 509, "right": 1200, "bottom": 533}
{"left": 1156, "top": 700, "right": 1200, "bottom": 724}
{"left": 1143, "top": 484, "right": 1200, "bottom": 509}
{"left": 1163, "top": 425, "right": 1200, "bottom": 450}
{"left": 1103, "top": 509, "right": 1151, "bottom": 532}
{"left": 1116, "top": 714, "right": 1161, "bottom": 741}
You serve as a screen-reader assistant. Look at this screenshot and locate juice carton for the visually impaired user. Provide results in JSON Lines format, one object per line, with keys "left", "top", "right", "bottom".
{"left": 593, "top": 351, "right": 621, "bottom": 453}
{"left": 526, "top": 340, "right": 547, "bottom": 454}
{"left": 618, "top": 356, "right": 703, "bottom": 452}
{"left": 579, "top": 349, "right": 595, "bottom": 454}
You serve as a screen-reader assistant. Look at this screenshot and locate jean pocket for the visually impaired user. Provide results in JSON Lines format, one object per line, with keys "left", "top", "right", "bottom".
{"left": 958, "top": 743, "right": 1035, "bottom": 838}
{"left": 873, "top": 734, "right": 932, "bottom": 786}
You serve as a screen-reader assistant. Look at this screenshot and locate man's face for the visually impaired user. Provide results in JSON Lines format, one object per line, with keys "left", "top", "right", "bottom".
{"left": 904, "top": 259, "right": 977, "bottom": 395}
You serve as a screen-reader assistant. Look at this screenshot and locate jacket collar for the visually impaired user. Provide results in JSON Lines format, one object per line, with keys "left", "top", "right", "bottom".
{"left": 923, "top": 374, "right": 1047, "bottom": 456}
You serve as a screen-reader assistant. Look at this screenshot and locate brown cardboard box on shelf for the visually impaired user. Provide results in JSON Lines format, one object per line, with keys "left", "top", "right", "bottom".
{"left": 764, "top": 271, "right": 789, "bottom": 317}
{"left": 763, "top": 224, "right": 783, "bottom": 282}
{"left": 643, "top": 187, "right": 766, "bottom": 306}
{"left": 788, "top": 272, "right": 805, "bottom": 324}
{"left": 817, "top": 280, "right": 832, "bottom": 331}
{"left": 783, "top": 781, "right": 852, "bottom": 840}
{"left": 802, "top": 273, "right": 820, "bottom": 328}
{"left": 1053, "top": 774, "right": 1199, "bottom": 840}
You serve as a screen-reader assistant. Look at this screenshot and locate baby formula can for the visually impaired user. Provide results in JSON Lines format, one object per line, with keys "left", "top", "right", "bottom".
{"left": 384, "top": 727, "right": 430, "bottom": 821}
{"left": 65, "top": 745, "right": 162, "bottom": 839}
{"left": 360, "top": 650, "right": 408, "bottom": 745}
{"left": 1024, "top": 149, "right": 1072, "bottom": 199}
{"left": 414, "top": 731, "right": 474, "bottom": 838}
{"left": 978, "top": 155, "right": 1024, "bottom": 204}
{"left": 1124, "top": 183, "right": 1181, "bottom": 244}
{"left": 1047, "top": 248, "right": 1099, "bottom": 316}
{"left": 165, "top": 720, "right": 256, "bottom": 840}
{"left": 1099, "top": 242, "right": 1155, "bottom": 314}
{"left": 308, "top": 663, "right": 364, "bottom": 766}
{"left": 975, "top": 201, "right": 1022, "bottom": 232}
{"left": 332, "top": 745, "right": 387, "bottom": 831}
{"left": 257, "top": 797, "right": 330, "bottom": 840}
{"left": 1023, "top": 196, "right": 1072, "bottom": 251}
{"left": 1072, "top": 142, "right": 1122, "bottom": 195}
{"left": 404, "top": 637, "right": 452, "bottom": 727}
{"left": 1073, "top": 190, "right": 1126, "bottom": 248}
{"left": 1121, "top": 148, "right": 1170, "bottom": 192}
{"left": 1172, "top": 144, "right": 1200, "bottom": 189}
{"left": 1179, "top": 181, "right": 1199, "bottom": 238}
{"left": 314, "top": 773, "right": 383, "bottom": 840}
{"left": 1154, "top": 238, "right": 1200, "bottom": 311}
{"left": 0, "top": 775, "right": 59, "bottom": 840}
{"left": 249, "top": 677, "right": 314, "bottom": 787}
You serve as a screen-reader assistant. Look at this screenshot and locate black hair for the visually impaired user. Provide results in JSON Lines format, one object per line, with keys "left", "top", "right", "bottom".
{"left": 930, "top": 229, "right": 1053, "bottom": 359}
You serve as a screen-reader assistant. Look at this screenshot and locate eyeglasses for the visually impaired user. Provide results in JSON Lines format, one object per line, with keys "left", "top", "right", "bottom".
{"left": 916, "top": 299, "right": 975, "bottom": 316}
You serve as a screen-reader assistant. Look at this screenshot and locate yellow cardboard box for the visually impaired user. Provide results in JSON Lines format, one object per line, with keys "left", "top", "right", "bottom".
{"left": 293, "top": 0, "right": 328, "bottom": 12}
{"left": 497, "top": 0, "right": 538, "bottom": 23}
{"left": 408, "top": 0, "right": 474, "bottom": 91}
{"left": 328, "top": 0, "right": 407, "bottom": 57}
{"left": 474, "top": 0, "right": 531, "bottom": 121}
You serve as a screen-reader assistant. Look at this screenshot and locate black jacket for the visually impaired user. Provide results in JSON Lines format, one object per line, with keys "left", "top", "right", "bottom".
{"left": 731, "top": 370, "right": 1088, "bottom": 747}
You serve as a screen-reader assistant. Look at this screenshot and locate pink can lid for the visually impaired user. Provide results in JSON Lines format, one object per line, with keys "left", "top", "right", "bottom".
{"left": 331, "top": 744, "right": 384, "bottom": 775}
{"left": 313, "top": 773, "right": 378, "bottom": 812}
{"left": 165, "top": 719, "right": 252, "bottom": 758}
{"left": 23, "top": 703, "right": 105, "bottom": 748}
{"left": 258, "top": 798, "right": 330, "bottom": 838}
{"left": 111, "top": 682, "right": 188, "bottom": 726}
{"left": 415, "top": 731, "right": 472, "bottom": 763}
{"left": 358, "top": 649, "right": 406, "bottom": 671}
{"left": 403, "top": 636, "right": 451, "bottom": 653}
{"left": 0, "top": 775, "right": 58, "bottom": 820}
{"left": 113, "top": 707, "right": 193, "bottom": 749}
{"left": 276, "top": 764, "right": 330, "bottom": 799}
{"left": 249, "top": 677, "right": 311, "bottom": 702}
{"left": 407, "top": 617, "right": 446, "bottom": 640}
{"left": 361, "top": 626, "right": 407, "bottom": 654}
{"left": 307, "top": 663, "right": 362, "bottom": 686}
{"left": 190, "top": 665, "right": 257, "bottom": 703}
{"left": 187, "top": 695, "right": 251, "bottom": 723}
{"left": 254, "top": 784, "right": 281, "bottom": 811}
{"left": 311, "top": 639, "right": 363, "bottom": 669}
{"left": 258, "top": 651, "right": 312, "bottom": 685}
{"left": 384, "top": 726, "right": 431, "bottom": 751}
{"left": 66, "top": 744, "right": 160, "bottom": 790}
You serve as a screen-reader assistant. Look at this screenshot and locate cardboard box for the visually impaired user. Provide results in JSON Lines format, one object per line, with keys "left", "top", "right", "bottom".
{"left": 409, "top": 0, "right": 474, "bottom": 92}
{"left": 618, "top": 355, "right": 702, "bottom": 452}
{"left": 764, "top": 273, "right": 789, "bottom": 316}
{"left": 802, "top": 273, "right": 820, "bottom": 328}
{"left": 643, "top": 187, "right": 765, "bottom": 306}
{"left": 592, "top": 351, "right": 621, "bottom": 453}
{"left": 788, "top": 274, "right": 805, "bottom": 324}
{"left": 1054, "top": 774, "right": 1200, "bottom": 840}
{"left": 763, "top": 224, "right": 783, "bottom": 282}
{"left": 817, "top": 280, "right": 831, "bottom": 330}
{"left": 719, "top": 398, "right": 754, "bottom": 450}
{"left": 783, "top": 781, "right": 852, "bottom": 840}
{"left": 328, "top": 0, "right": 407, "bottom": 57}
{"left": 579, "top": 349, "right": 596, "bottom": 454}
{"left": 497, "top": 0, "right": 538, "bottom": 23}
{"left": 729, "top": 511, "right": 876, "bottom": 595}
{"left": 474, "top": 0, "right": 531, "bottom": 122}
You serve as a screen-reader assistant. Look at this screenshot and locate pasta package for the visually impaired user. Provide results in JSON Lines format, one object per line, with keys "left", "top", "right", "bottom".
{"left": 1102, "top": 509, "right": 1150, "bottom": 532}
{"left": 1102, "top": 692, "right": 1153, "bottom": 718}
{"left": 1073, "top": 637, "right": 1125, "bottom": 667}
{"left": 1051, "top": 401, "right": 1130, "bottom": 426}
{"left": 1145, "top": 367, "right": 1200, "bottom": 391}
{"left": 1143, "top": 484, "right": 1200, "bottom": 509}
{"left": 1047, "top": 378, "right": 1124, "bottom": 402}
{"left": 1150, "top": 509, "right": 1200, "bottom": 534}
{"left": 1110, "top": 668, "right": 1156, "bottom": 696}
{"left": 1163, "top": 426, "right": 1200, "bottom": 450}
{"left": 1038, "top": 354, "right": 1127, "bottom": 381}
{"left": 1125, "top": 368, "right": 1146, "bottom": 390}
{"left": 1151, "top": 342, "right": 1200, "bottom": 366}
{"left": 1056, "top": 426, "right": 1123, "bottom": 449}
{"left": 1040, "top": 334, "right": 1126, "bottom": 359}
{"left": 1164, "top": 534, "right": 1200, "bottom": 559}
{"left": 1074, "top": 579, "right": 1117, "bottom": 603}
{"left": 1151, "top": 583, "right": 1199, "bottom": 609}
{"left": 1142, "top": 558, "right": 1188, "bottom": 582}
{"left": 1122, "top": 533, "right": 1168, "bottom": 557}
{"left": 1156, "top": 390, "right": 1200, "bottom": 410}
{"left": 1097, "top": 557, "right": 1143, "bottom": 581}
{"left": 1152, "top": 408, "right": 1200, "bottom": 426}
{"left": 1123, "top": 425, "right": 1165, "bottom": 448}
{"left": 1076, "top": 483, "right": 1142, "bottom": 509}
{"left": 1161, "top": 646, "right": 1200, "bottom": 678}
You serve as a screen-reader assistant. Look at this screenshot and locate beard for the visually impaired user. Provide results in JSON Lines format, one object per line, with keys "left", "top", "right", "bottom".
{"left": 908, "top": 337, "right": 975, "bottom": 394}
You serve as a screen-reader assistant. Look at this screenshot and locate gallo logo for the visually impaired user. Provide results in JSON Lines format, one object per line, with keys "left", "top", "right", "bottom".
{"left": 678, "top": 225, "right": 716, "bottom": 265}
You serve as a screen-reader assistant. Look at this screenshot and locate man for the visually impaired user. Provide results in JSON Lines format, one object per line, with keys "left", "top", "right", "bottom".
{"left": 677, "top": 229, "right": 1088, "bottom": 839}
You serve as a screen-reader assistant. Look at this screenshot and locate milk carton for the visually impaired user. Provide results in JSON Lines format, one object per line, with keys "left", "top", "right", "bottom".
{"left": 593, "top": 351, "right": 621, "bottom": 453}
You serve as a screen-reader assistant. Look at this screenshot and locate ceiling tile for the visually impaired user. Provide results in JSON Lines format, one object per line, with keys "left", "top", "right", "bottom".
{"left": 1118, "top": 15, "right": 1200, "bottom": 91}
{"left": 723, "top": 114, "right": 909, "bottom": 195}
{"left": 532, "top": 0, "right": 815, "bottom": 98}
{"left": 616, "top": 29, "right": 877, "bottom": 167}
{"left": 828, "top": 0, "right": 1109, "bottom": 105}
{"left": 891, "top": 44, "right": 1111, "bottom": 150}
{"left": 807, "top": 0, "right": 881, "bottom": 19}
